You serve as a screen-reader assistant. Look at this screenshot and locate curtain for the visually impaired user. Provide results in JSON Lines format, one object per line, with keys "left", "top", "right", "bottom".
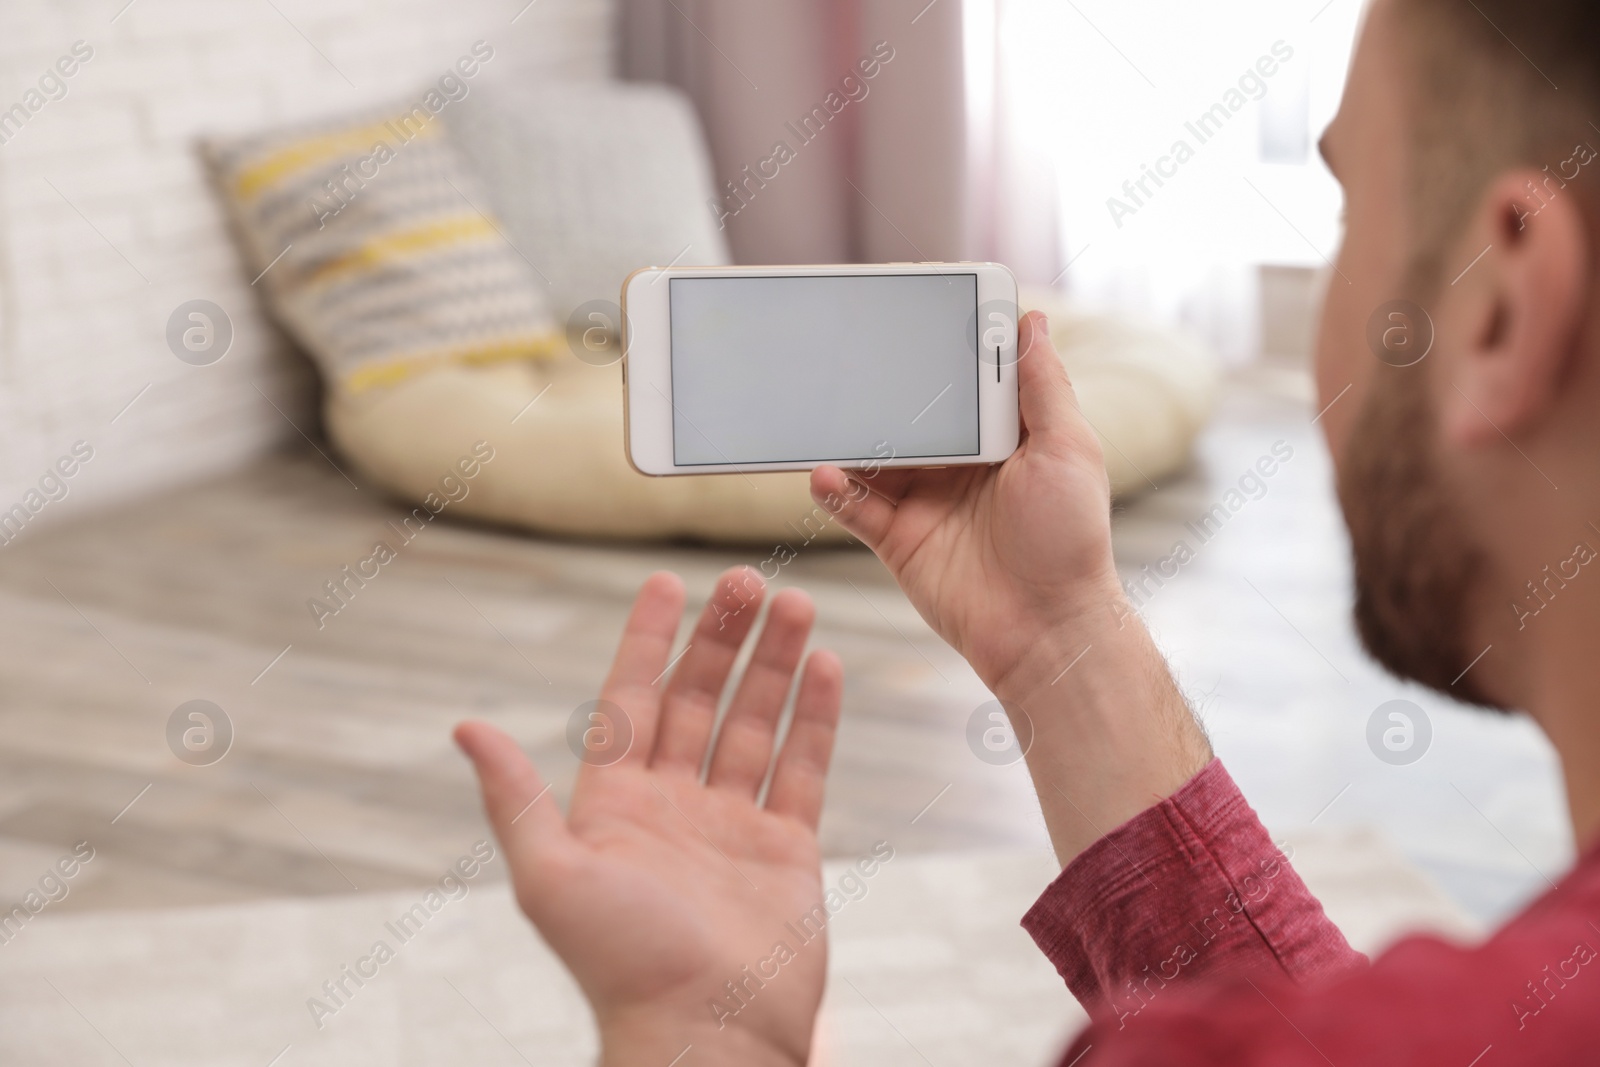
{"left": 619, "top": 0, "right": 1060, "bottom": 282}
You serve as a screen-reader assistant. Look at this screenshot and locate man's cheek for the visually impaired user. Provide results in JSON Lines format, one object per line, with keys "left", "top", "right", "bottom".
{"left": 1312, "top": 276, "right": 1368, "bottom": 460}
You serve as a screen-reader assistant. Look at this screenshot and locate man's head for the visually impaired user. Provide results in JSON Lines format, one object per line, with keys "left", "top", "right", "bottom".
{"left": 1317, "top": 0, "right": 1600, "bottom": 710}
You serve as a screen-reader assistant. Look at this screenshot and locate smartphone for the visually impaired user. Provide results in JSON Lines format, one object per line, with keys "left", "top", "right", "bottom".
{"left": 620, "top": 262, "right": 1021, "bottom": 476}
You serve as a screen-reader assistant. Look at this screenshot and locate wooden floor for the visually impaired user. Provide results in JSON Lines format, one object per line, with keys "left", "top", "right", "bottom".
{"left": 0, "top": 441, "right": 1044, "bottom": 911}
{"left": 0, "top": 364, "right": 1569, "bottom": 921}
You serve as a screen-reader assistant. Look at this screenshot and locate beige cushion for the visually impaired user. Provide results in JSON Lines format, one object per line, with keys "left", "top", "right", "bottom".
{"left": 327, "top": 358, "right": 849, "bottom": 544}
{"left": 212, "top": 76, "right": 1217, "bottom": 541}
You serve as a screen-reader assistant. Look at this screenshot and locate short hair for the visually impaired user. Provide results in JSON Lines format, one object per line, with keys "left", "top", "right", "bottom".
{"left": 1396, "top": 0, "right": 1600, "bottom": 289}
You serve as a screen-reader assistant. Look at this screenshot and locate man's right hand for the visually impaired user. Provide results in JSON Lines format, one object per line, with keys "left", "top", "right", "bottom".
{"left": 810, "top": 311, "right": 1212, "bottom": 864}
{"left": 811, "top": 311, "right": 1123, "bottom": 694}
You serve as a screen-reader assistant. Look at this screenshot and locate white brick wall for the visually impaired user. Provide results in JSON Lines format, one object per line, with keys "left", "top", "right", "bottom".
{"left": 0, "top": 0, "right": 614, "bottom": 530}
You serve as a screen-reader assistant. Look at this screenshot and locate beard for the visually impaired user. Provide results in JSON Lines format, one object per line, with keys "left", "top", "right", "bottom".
{"left": 1337, "top": 361, "right": 1506, "bottom": 709}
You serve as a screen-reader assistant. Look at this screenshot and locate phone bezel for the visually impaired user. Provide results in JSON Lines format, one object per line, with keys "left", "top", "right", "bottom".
{"left": 620, "top": 262, "right": 1021, "bottom": 477}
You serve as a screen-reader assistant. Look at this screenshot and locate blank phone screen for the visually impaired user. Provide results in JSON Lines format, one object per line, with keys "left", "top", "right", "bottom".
{"left": 668, "top": 273, "right": 981, "bottom": 466}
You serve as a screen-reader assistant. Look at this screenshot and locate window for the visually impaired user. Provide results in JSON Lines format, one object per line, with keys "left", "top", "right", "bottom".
{"left": 984, "top": 0, "right": 1363, "bottom": 361}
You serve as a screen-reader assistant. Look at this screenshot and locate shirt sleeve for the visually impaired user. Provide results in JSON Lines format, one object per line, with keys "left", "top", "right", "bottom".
{"left": 1021, "top": 759, "right": 1365, "bottom": 1023}
{"left": 1023, "top": 759, "right": 1600, "bottom": 1066}
{"left": 1043, "top": 899, "right": 1597, "bottom": 1067}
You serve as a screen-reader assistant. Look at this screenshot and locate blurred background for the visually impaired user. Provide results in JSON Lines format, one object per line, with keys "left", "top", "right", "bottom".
{"left": 0, "top": 0, "right": 1570, "bottom": 1064}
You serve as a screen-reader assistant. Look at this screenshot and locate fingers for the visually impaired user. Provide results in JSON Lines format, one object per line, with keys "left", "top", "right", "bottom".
{"left": 809, "top": 466, "right": 899, "bottom": 551}
{"left": 705, "top": 587, "right": 817, "bottom": 797}
{"left": 1016, "top": 310, "right": 1077, "bottom": 445}
{"left": 454, "top": 720, "right": 570, "bottom": 872}
{"left": 595, "top": 571, "right": 687, "bottom": 766}
{"left": 764, "top": 649, "right": 843, "bottom": 830}
{"left": 649, "top": 566, "right": 767, "bottom": 773}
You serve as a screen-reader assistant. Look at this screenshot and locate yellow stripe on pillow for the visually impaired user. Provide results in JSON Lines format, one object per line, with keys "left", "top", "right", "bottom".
{"left": 300, "top": 215, "right": 499, "bottom": 289}
{"left": 342, "top": 332, "right": 567, "bottom": 393}
{"left": 231, "top": 119, "right": 442, "bottom": 202}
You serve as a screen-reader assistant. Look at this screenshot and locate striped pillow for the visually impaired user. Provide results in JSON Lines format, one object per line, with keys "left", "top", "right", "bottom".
{"left": 204, "top": 104, "right": 561, "bottom": 394}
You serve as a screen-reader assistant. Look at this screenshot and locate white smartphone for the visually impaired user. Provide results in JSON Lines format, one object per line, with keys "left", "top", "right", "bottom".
{"left": 619, "top": 262, "right": 1021, "bottom": 476}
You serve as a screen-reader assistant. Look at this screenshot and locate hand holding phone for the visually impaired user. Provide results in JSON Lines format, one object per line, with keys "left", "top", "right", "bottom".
{"left": 810, "top": 311, "right": 1125, "bottom": 695}
{"left": 814, "top": 311, "right": 1213, "bottom": 868}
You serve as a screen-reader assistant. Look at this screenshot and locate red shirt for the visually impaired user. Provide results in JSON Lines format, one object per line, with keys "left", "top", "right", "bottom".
{"left": 1023, "top": 760, "right": 1600, "bottom": 1066}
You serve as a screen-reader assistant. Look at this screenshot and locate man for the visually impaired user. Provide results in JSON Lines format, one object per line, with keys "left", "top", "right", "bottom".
{"left": 453, "top": 0, "right": 1600, "bottom": 1061}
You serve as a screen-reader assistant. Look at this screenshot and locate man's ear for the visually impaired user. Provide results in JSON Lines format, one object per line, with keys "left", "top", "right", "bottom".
{"left": 1440, "top": 169, "right": 1589, "bottom": 448}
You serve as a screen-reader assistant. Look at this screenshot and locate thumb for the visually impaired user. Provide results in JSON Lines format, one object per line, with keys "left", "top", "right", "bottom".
{"left": 454, "top": 720, "right": 569, "bottom": 867}
{"left": 1016, "top": 310, "right": 1079, "bottom": 444}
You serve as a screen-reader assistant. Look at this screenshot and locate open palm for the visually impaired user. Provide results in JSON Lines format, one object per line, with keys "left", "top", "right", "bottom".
{"left": 456, "top": 568, "right": 841, "bottom": 1067}
{"left": 810, "top": 311, "right": 1124, "bottom": 691}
